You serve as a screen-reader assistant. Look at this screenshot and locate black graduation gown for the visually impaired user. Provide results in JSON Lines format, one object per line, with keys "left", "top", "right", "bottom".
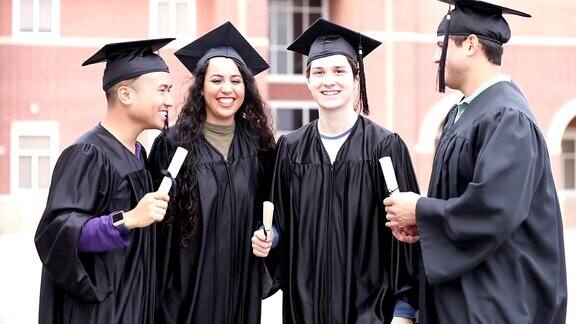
{"left": 149, "top": 125, "right": 273, "bottom": 324}
{"left": 416, "top": 81, "right": 567, "bottom": 324}
{"left": 270, "top": 116, "right": 420, "bottom": 324}
{"left": 34, "top": 124, "right": 156, "bottom": 324}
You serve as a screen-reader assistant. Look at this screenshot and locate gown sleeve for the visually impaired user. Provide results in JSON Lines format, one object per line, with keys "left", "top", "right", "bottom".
{"left": 263, "top": 135, "right": 290, "bottom": 298}
{"left": 376, "top": 133, "right": 421, "bottom": 309}
{"left": 254, "top": 139, "right": 278, "bottom": 298}
{"left": 416, "top": 108, "right": 542, "bottom": 285}
{"left": 148, "top": 130, "right": 177, "bottom": 191}
{"left": 34, "top": 143, "right": 117, "bottom": 303}
{"left": 147, "top": 131, "right": 180, "bottom": 309}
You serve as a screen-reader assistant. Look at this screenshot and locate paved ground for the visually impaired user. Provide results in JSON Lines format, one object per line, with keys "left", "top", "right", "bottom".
{"left": 1, "top": 230, "right": 573, "bottom": 323}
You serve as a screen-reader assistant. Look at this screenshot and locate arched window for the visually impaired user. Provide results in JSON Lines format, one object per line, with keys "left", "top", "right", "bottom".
{"left": 562, "top": 118, "right": 576, "bottom": 190}
{"left": 416, "top": 92, "right": 461, "bottom": 155}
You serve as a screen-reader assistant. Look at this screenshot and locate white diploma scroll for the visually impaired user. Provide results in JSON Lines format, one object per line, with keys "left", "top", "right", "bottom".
{"left": 157, "top": 147, "right": 188, "bottom": 195}
{"left": 263, "top": 201, "right": 275, "bottom": 233}
{"left": 379, "top": 156, "right": 399, "bottom": 195}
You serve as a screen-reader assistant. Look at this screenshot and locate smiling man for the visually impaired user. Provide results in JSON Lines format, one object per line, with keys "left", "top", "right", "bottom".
{"left": 267, "top": 19, "right": 420, "bottom": 324}
{"left": 34, "top": 38, "right": 174, "bottom": 323}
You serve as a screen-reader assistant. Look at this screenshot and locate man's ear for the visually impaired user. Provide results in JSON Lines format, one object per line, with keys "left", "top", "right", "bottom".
{"left": 467, "top": 34, "right": 480, "bottom": 56}
{"left": 117, "top": 85, "right": 134, "bottom": 105}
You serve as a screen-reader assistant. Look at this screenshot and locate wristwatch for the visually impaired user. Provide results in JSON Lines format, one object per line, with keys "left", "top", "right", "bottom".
{"left": 111, "top": 210, "right": 129, "bottom": 234}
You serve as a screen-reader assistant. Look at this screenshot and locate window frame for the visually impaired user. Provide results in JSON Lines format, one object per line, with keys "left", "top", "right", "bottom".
{"left": 149, "top": 0, "right": 197, "bottom": 38}
{"left": 271, "top": 100, "right": 319, "bottom": 136}
{"left": 10, "top": 121, "right": 59, "bottom": 194}
{"left": 12, "top": 0, "right": 60, "bottom": 38}
{"left": 268, "top": 0, "right": 329, "bottom": 77}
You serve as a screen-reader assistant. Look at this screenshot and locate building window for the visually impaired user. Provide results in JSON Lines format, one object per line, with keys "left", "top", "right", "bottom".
{"left": 12, "top": 0, "right": 59, "bottom": 36}
{"left": 150, "top": 0, "right": 196, "bottom": 37}
{"left": 11, "top": 121, "right": 59, "bottom": 193}
{"left": 273, "top": 101, "right": 319, "bottom": 135}
{"left": 269, "top": 0, "right": 325, "bottom": 75}
{"left": 562, "top": 130, "right": 576, "bottom": 190}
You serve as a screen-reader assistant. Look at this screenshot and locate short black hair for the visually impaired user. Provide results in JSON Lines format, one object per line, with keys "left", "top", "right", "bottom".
{"left": 105, "top": 76, "right": 141, "bottom": 104}
{"left": 450, "top": 35, "right": 503, "bottom": 66}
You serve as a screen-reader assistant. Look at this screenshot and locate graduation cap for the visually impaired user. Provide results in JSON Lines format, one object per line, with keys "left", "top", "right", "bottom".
{"left": 175, "top": 21, "right": 269, "bottom": 76}
{"left": 436, "top": 0, "right": 531, "bottom": 92}
{"left": 287, "top": 18, "right": 382, "bottom": 115}
{"left": 82, "top": 38, "right": 174, "bottom": 91}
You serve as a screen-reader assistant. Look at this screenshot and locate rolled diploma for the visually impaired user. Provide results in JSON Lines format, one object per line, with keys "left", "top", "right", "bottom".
{"left": 263, "top": 201, "right": 274, "bottom": 232}
{"left": 157, "top": 147, "right": 188, "bottom": 195}
{"left": 379, "top": 156, "right": 399, "bottom": 196}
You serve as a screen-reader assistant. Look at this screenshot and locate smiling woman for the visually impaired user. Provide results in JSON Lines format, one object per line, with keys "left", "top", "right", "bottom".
{"left": 202, "top": 57, "right": 246, "bottom": 125}
{"left": 148, "top": 22, "right": 276, "bottom": 324}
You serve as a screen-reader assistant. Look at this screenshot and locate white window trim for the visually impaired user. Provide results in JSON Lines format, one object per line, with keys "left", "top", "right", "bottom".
{"left": 269, "top": 0, "right": 329, "bottom": 76}
{"left": 149, "top": 0, "right": 197, "bottom": 40}
{"left": 415, "top": 92, "right": 462, "bottom": 154}
{"left": 10, "top": 121, "right": 59, "bottom": 194}
{"left": 268, "top": 74, "right": 307, "bottom": 84}
{"left": 12, "top": 0, "right": 60, "bottom": 38}
{"left": 558, "top": 190, "right": 576, "bottom": 222}
{"left": 271, "top": 100, "right": 318, "bottom": 136}
{"left": 547, "top": 98, "right": 576, "bottom": 155}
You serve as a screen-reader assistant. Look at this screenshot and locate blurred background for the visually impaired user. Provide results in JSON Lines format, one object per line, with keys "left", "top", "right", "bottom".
{"left": 0, "top": 0, "right": 575, "bottom": 322}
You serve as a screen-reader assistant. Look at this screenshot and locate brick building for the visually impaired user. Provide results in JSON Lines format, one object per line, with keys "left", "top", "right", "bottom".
{"left": 0, "top": 0, "right": 575, "bottom": 233}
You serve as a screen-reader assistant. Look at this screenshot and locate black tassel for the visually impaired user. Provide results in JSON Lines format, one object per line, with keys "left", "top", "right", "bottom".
{"left": 161, "top": 109, "right": 173, "bottom": 195}
{"left": 438, "top": 7, "right": 452, "bottom": 93}
{"left": 357, "top": 35, "right": 369, "bottom": 115}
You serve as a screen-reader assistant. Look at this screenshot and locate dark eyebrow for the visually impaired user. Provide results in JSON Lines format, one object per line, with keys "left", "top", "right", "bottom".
{"left": 208, "top": 74, "right": 242, "bottom": 79}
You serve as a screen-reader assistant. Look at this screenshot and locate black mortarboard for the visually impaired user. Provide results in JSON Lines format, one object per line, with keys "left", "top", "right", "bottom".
{"left": 82, "top": 38, "right": 174, "bottom": 91}
{"left": 287, "top": 18, "right": 382, "bottom": 115}
{"left": 436, "top": 0, "right": 531, "bottom": 92}
{"left": 175, "top": 21, "right": 269, "bottom": 76}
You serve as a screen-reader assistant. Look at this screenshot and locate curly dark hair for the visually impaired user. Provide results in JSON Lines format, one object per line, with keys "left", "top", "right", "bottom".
{"left": 170, "top": 58, "right": 275, "bottom": 247}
